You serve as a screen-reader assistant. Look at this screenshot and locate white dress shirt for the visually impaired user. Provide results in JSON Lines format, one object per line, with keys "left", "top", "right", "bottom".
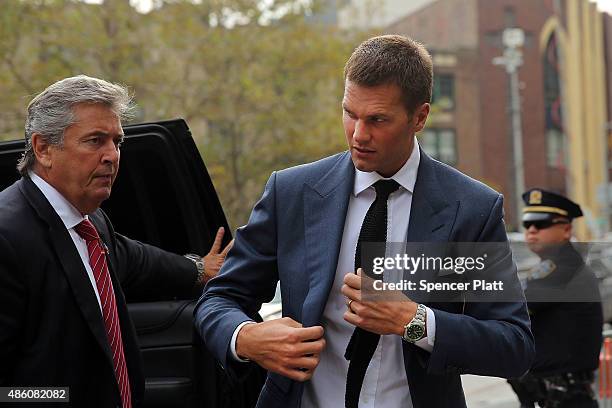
{"left": 300, "top": 139, "right": 435, "bottom": 408}
{"left": 30, "top": 172, "right": 104, "bottom": 311}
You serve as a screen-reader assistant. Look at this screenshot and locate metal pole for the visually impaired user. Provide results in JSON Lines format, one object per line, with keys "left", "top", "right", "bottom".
{"left": 509, "top": 66, "right": 526, "bottom": 230}
{"left": 493, "top": 28, "right": 525, "bottom": 231}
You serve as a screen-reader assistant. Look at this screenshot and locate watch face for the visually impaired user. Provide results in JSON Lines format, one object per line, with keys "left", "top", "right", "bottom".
{"left": 407, "top": 324, "right": 425, "bottom": 341}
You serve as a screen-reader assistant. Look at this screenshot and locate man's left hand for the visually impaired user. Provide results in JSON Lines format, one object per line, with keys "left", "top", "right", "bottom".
{"left": 203, "top": 227, "right": 234, "bottom": 279}
{"left": 342, "top": 269, "right": 419, "bottom": 336}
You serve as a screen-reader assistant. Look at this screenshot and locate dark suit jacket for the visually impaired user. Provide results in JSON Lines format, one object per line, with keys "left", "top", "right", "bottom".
{"left": 525, "top": 244, "right": 603, "bottom": 376}
{"left": 195, "top": 149, "right": 535, "bottom": 408}
{"left": 0, "top": 177, "right": 197, "bottom": 407}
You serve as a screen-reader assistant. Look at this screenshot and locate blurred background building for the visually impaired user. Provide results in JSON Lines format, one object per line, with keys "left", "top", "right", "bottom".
{"left": 336, "top": 0, "right": 434, "bottom": 29}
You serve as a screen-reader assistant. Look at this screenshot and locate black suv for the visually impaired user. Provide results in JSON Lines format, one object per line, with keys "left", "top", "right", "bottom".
{"left": 0, "top": 120, "right": 264, "bottom": 408}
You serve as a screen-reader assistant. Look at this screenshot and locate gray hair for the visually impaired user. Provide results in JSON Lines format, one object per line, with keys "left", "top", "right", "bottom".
{"left": 18, "top": 75, "right": 134, "bottom": 176}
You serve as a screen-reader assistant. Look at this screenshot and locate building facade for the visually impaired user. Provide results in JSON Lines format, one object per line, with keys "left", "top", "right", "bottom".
{"left": 386, "top": 0, "right": 612, "bottom": 237}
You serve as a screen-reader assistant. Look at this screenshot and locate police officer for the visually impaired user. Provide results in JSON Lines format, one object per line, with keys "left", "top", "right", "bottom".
{"left": 509, "top": 188, "right": 603, "bottom": 408}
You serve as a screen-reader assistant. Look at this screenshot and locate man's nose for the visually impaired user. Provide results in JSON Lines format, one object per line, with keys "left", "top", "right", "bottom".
{"left": 101, "top": 140, "right": 120, "bottom": 165}
{"left": 353, "top": 120, "right": 370, "bottom": 143}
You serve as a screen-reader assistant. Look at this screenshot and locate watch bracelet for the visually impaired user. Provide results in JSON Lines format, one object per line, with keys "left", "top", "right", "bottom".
{"left": 184, "top": 254, "right": 206, "bottom": 284}
{"left": 413, "top": 304, "right": 426, "bottom": 322}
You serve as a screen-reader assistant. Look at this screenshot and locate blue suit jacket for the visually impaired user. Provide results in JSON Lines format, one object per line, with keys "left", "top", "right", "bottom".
{"left": 195, "top": 149, "right": 534, "bottom": 407}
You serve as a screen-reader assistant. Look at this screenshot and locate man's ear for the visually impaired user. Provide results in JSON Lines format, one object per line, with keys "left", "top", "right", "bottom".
{"left": 413, "top": 103, "right": 430, "bottom": 132}
{"left": 31, "top": 133, "right": 53, "bottom": 169}
{"left": 563, "top": 222, "right": 573, "bottom": 241}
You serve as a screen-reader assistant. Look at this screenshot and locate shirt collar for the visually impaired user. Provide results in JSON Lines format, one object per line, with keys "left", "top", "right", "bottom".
{"left": 29, "top": 171, "right": 87, "bottom": 230}
{"left": 353, "top": 137, "right": 421, "bottom": 196}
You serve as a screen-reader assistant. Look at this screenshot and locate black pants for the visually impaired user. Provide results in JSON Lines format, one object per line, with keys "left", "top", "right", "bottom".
{"left": 509, "top": 378, "right": 598, "bottom": 408}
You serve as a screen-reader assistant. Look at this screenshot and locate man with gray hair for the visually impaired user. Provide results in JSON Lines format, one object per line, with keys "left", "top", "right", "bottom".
{"left": 0, "top": 75, "right": 232, "bottom": 407}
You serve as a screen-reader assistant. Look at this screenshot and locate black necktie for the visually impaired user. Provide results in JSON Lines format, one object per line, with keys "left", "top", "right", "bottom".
{"left": 345, "top": 179, "right": 400, "bottom": 408}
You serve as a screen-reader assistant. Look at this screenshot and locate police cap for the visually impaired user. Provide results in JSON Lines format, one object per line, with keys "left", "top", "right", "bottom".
{"left": 521, "top": 188, "right": 583, "bottom": 222}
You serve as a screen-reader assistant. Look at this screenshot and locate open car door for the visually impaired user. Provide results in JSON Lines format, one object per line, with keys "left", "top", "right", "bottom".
{"left": 0, "top": 119, "right": 264, "bottom": 407}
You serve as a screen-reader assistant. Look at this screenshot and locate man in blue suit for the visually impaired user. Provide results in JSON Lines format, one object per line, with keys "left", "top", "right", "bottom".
{"left": 195, "top": 35, "right": 534, "bottom": 408}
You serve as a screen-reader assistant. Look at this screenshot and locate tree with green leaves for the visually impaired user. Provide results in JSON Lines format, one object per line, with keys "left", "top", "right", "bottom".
{"left": 0, "top": 0, "right": 365, "bottom": 227}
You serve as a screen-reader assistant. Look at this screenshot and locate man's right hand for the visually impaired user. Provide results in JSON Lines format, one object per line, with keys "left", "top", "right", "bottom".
{"left": 235, "top": 317, "right": 325, "bottom": 382}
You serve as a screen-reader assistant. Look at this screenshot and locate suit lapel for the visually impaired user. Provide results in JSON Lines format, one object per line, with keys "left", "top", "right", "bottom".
{"left": 402, "top": 150, "right": 460, "bottom": 384}
{"left": 18, "top": 178, "right": 114, "bottom": 364}
{"left": 406, "top": 149, "right": 459, "bottom": 302}
{"left": 407, "top": 148, "right": 457, "bottom": 243}
{"left": 301, "top": 153, "right": 354, "bottom": 327}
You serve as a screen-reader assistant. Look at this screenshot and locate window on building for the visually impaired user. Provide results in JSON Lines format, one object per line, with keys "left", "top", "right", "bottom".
{"left": 420, "top": 128, "right": 457, "bottom": 165}
{"left": 432, "top": 73, "right": 455, "bottom": 110}
{"left": 503, "top": 6, "right": 516, "bottom": 28}
{"left": 543, "top": 33, "right": 566, "bottom": 169}
{"left": 546, "top": 129, "right": 566, "bottom": 168}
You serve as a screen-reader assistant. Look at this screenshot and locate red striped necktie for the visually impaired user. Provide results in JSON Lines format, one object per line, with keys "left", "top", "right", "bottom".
{"left": 75, "top": 219, "right": 132, "bottom": 408}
